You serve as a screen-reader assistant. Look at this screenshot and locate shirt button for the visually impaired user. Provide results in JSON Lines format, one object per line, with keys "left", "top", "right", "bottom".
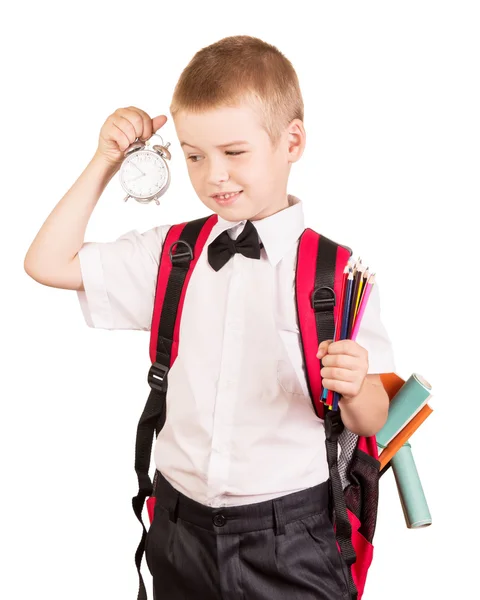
{"left": 213, "top": 513, "right": 226, "bottom": 527}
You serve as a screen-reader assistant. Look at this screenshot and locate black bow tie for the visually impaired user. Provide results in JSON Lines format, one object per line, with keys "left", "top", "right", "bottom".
{"left": 207, "top": 220, "right": 263, "bottom": 271}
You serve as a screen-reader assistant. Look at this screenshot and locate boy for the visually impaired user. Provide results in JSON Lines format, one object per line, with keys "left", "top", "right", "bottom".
{"left": 24, "top": 35, "right": 395, "bottom": 600}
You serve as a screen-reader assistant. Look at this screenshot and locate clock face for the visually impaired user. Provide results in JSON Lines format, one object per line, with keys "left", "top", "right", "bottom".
{"left": 120, "top": 150, "right": 168, "bottom": 198}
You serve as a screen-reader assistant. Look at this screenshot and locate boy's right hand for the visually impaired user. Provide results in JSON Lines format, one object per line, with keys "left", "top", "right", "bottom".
{"left": 95, "top": 107, "right": 168, "bottom": 167}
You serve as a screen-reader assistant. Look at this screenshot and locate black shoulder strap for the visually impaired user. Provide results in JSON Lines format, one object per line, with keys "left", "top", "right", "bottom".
{"left": 133, "top": 216, "right": 211, "bottom": 600}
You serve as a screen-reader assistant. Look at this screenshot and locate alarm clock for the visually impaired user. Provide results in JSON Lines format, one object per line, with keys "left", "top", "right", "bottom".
{"left": 119, "top": 133, "right": 171, "bottom": 205}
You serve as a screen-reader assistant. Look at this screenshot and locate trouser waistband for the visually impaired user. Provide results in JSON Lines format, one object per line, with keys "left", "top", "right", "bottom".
{"left": 153, "top": 470, "right": 331, "bottom": 535}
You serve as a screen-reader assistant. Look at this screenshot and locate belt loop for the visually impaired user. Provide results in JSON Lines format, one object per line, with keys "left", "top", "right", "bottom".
{"left": 168, "top": 490, "right": 179, "bottom": 523}
{"left": 273, "top": 498, "right": 286, "bottom": 536}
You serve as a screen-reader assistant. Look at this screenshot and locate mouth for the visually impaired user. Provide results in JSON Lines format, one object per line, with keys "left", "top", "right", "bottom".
{"left": 211, "top": 190, "right": 243, "bottom": 205}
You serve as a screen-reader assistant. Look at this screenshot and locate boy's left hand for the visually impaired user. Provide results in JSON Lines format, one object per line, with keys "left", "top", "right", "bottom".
{"left": 316, "top": 339, "right": 368, "bottom": 402}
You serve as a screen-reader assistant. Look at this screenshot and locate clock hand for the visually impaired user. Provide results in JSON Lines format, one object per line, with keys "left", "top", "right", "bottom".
{"left": 126, "top": 173, "right": 145, "bottom": 183}
{"left": 131, "top": 163, "right": 146, "bottom": 176}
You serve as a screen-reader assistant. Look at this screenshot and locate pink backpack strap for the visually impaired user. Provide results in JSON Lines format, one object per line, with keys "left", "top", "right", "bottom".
{"left": 133, "top": 214, "right": 217, "bottom": 600}
{"left": 295, "top": 228, "right": 351, "bottom": 419}
{"left": 296, "top": 228, "right": 389, "bottom": 600}
{"left": 149, "top": 214, "right": 218, "bottom": 365}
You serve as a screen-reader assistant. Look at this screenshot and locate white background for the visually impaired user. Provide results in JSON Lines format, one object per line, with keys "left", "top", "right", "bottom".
{"left": 2, "top": 1, "right": 479, "bottom": 598}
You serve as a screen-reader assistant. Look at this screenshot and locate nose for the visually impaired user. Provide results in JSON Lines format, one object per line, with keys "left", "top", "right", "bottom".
{"left": 206, "top": 156, "right": 230, "bottom": 186}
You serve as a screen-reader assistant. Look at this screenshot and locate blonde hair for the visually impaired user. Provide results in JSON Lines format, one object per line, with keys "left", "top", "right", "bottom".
{"left": 170, "top": 35, "right": 304, "bottom": 149}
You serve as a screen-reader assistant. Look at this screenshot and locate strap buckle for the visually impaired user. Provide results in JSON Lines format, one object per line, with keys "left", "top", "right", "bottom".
{"left": 148, "top": 362, "right": 169, "bottom": 393}
{"left": 311, "top": 286, "right": 336, "bottom": 312}
{"left": 324, "top": 409, "right": 344, "bottom": 441}
{"left": 169, "top": 240, "right": 193, "bottom": 266}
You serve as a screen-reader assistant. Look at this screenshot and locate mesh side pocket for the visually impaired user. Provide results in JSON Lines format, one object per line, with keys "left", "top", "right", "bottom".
{"left": 338, "top": 427, "right": 359, "bottom": 489}
{"left": 344, "top": 449, "right": 380, "bottom": 543}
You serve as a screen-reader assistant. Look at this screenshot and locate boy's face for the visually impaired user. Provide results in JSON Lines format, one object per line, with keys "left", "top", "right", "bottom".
{"left": 173, "top": 100, "right": 304, "bottom": 222}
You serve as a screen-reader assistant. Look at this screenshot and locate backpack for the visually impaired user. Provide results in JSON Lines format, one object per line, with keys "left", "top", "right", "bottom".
{"left": 132, "top": 214, "right": 385, "bottom": 600}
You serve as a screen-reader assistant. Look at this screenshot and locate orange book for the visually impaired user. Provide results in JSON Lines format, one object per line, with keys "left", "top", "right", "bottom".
{"left": 379, "top": 372, "right": 405, "bottom": 399}
{"left": 379, "top": 404, "right": 433, "bottom": 469}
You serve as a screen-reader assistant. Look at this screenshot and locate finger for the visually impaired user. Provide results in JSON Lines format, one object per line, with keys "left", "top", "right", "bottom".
{"left": 117, "top": 107, "right": 145, "bottom": 141}
{"left": 152, "top": 114, "right": 168, "bottom": 133}
{"left": 326, "top": 340, "right": 363, "bottom": 357}
{"left": 112, "top": 113, "right": 138, "bottom": 144}
{"left": 109, "top": 117, "right": 135, "bottom": 150}
{"left": 321, "top": 354, "right": 358, "bottom": 370}
{"left": 127, "top": 106, "right": 155, "bottom": 141}
{"left": 320, "top": 366, "right": 356, "bottom": 382}
{"left": 316, "top": 339, "right": 333, "bottom": 358}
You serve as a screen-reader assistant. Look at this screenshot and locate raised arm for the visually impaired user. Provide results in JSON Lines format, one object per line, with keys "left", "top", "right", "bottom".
{"left": 23, "top": 107, "right": 168, "bottom": 291}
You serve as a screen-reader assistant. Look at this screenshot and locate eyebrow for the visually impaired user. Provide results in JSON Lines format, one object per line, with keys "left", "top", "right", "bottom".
{"left": 180, "top": 140, "right": 250, "bottom": 149}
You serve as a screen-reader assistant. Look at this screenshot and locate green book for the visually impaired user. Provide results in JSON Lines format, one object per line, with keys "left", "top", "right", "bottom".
{"left": 392, "top": 442, "right": 432, "bottom": 528}
{"left": 376, "top": 373, "right": 432, "bottom": 448}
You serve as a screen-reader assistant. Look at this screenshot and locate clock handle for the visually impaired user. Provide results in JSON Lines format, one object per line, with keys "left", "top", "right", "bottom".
{"left": 124, "top": 139, "right": 146, "bottom": 156}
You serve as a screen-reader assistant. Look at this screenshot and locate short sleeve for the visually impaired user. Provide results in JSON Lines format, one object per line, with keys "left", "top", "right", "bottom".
{"left": 355, "top": 282, "right": 396, "bottom": 374}
{"left": 76, "top": 224, "right": 172, "bottom": 330}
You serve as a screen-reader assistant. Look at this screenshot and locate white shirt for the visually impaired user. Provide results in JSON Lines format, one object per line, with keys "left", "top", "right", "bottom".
{"left": 77, "top": 194, "right": 395, "bottom": 507}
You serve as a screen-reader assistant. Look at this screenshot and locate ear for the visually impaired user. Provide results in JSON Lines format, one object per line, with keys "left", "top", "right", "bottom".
{"left": 287, "top": 119, "right": 306, "bottom": 163}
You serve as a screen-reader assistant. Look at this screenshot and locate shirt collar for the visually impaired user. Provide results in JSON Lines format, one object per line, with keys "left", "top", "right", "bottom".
{"left": 209, "top": 194, "right": 305, "bottom": 267}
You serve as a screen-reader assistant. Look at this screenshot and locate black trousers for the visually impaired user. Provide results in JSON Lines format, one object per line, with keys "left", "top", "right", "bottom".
{"left": 145, "top": 471, "right": 351, "bottom": 600}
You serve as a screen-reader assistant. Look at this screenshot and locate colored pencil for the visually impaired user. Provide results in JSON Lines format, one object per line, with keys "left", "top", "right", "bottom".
{"left": 354, "top": 267, "right": 369, "bottom": 318}
{"left": 320, "top": 256, "right": 376, "bottom": 413}
{"left": 351, "top": 273, "right": 375, "bottom": 341}
{"left": 325, "top": 264, "right": 350, "bottom": 407}
{"left": 322, "top": 263, "right": 349, "bottom": 404}
{"left": 332, "top": 269, "right": 354, "bottom": 410}
{"left": 347, "top": 261, "right": 363, "bottom": 339}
